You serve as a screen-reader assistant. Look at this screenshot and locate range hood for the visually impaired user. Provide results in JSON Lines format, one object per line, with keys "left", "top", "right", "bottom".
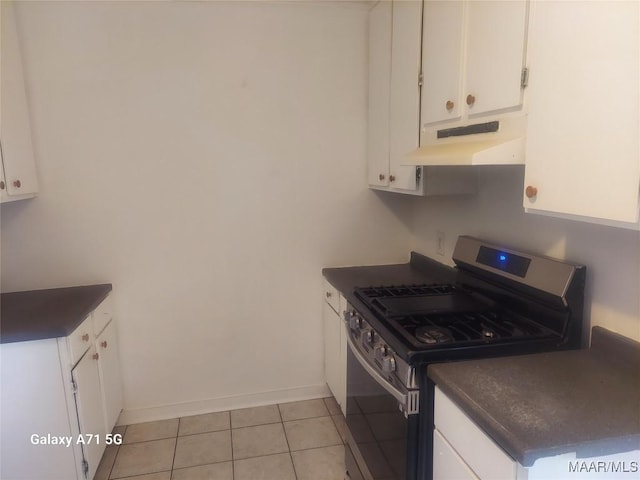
{"left": 404, "top": 115, "right": 526, "bottom": 167}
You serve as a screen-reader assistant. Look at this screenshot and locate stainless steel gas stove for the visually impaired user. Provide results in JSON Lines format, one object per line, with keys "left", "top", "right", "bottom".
{"left": 343, "top": 236, "right": 586, "bottom": 480}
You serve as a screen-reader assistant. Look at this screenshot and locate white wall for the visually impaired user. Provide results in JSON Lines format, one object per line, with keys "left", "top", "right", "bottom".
{"left": 0, "top": 1, "right": 415, "bottom": 422}
{"left": 410, "top": 166, "right": 640, "bottom": 343}
{"left": 3, "top": 0, "right": 637, "bottom": 424}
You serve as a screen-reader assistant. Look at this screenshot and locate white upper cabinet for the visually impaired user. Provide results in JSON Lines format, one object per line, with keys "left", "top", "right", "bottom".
{"left": 524, "top": 0, "right": 639, "bottom": 227}
{"left": 421, "top": 0, "right": 529, "bottom": 127}
{"left": 367, "top": 0, "right": 392, "bottom": 189}
{"left": 421, "top": 1, "right": 465, "bottom": 125}
{"left": 368, "top": 0, "right": 476, "bottom": 195}
{"left": 388, "top": 0, "right": 423, "bottom": 191}
{"left": 1, "top": 1, "right": 39, "bottom": 203}
{"left": 368, "top": 0, "right": 422, "bottom": 193}
{"left": 464, "top": 1, "right": 528, "bottom": 118}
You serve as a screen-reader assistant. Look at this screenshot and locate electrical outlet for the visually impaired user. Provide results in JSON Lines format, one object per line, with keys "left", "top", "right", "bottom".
{"left": 436, "top": 231, "right": 445, "bottom": 256}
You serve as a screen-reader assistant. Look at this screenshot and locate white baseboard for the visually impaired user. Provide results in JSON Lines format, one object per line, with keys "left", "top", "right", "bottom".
{"left": 117, "top": 383, "right": 332, "bottom": 426}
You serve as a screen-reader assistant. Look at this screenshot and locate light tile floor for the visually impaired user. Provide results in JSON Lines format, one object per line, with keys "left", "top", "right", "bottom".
{"left": 96, "top": 397, "right": 347, "bottom": 480}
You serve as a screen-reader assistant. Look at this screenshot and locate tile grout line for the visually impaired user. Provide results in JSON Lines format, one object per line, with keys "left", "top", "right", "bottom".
{"left": 328, "top": 414, "right": 347, "bottom": 445}
{"left": 229, "top": 412, "right": 236, "bottom": 480}
{"left": 169, "top": 418, "right": 180, "bottom": 478}
{"left": 107, "top": 424, "right": 126, "bottom": 480}
{"left": 277, "top": 403, "right": 299, "bottom": 480}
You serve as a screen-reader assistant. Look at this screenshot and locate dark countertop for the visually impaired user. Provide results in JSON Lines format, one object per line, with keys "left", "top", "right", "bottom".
{"left": 322, "top": 252, "right": 456, "bottom": 296}
{"left": 428, "top": 326, "right": 640, "bottom": 467}
{"left": 1, "top": 284, "right": 113, "bottom": 344}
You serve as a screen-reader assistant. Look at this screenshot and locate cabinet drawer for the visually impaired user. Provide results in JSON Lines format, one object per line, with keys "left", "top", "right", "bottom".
{"left": 323, "top": 278, "right": 340, "bottom": 315}
{"left": 433, "top": 429, "right": 480, "bottom": 480}
{"left": 67, "top": 317, "right": 94, "bottom": 367}
{"left": 434, "top": 386, "right": 515, "bottom": 479}
{"left": 92, "top": 294, "right": 113, "bottom": 336}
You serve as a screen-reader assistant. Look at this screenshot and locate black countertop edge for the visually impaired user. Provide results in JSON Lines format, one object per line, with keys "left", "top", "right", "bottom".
{"left": 428, "top": 327, "right": 640, "bottom": 467}
{"left": 1, "top": 284, "right": 113, "bottom": 344}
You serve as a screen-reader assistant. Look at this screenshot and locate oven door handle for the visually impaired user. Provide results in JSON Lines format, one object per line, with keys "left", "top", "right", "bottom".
{"left": 345, "top": 326, "right": 419, "bottom": 416}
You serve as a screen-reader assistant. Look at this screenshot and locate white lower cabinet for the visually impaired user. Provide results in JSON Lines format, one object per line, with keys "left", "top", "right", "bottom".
{"left": 322, "top": 278, "right": 347, "bottom": 416}
{"left": 434, "top": 386, "right": 515, "bottom": 480}
{"left": 433, "top": 429, "right": 479, "bottom": 480}
{"left": 434, "top": 386, "right": 640, "bottom": 480}
{"left": 0, "top": 294, "right": 123, "bottom": 480}
{"left": 72, "top": 344, "right": 108, "bottom": 480}
{"left": 96, "top": 319, "right": 124, "bottom": 434}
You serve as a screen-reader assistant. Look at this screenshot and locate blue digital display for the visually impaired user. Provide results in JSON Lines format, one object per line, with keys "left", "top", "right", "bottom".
{"left": 476, "top": 246, "right": 531, "bottom": 278}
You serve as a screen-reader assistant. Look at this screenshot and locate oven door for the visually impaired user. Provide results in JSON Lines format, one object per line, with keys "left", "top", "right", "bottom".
{"left": 345, "top": 331, "right": 419, "bottom": 480}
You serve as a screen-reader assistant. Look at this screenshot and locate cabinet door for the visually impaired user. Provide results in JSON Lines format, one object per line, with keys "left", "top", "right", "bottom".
{"left": 435, "top": 387, "right": 516, "bottom": 480}
{"left": 0, "top": 339, "right": 78, "bottom": 480}
{"left": 433, "top": 429, "right": 480, "bottom": 480}
{"left": 0, "top": 1, "right": 39, "bottom": 200}
{"left": 524, "top": 0, "right": 639, "bottom": 224}
{"left": 388, "top": 0, "right": 422, "bottom": 191}
{"left": 367, "top": 0, "right": 392, "bottom": 187}
{"left": 0, "top": 143, "right": 8, "bottom": 201}
{"left": 73, "top": 346, "right": 107, "bottom": 480}
{"left": 323, "top": 300, "right": 341, "bottom": 408}
{"left": 464, "top": 0, "right": 528, "bottom": 117}
{"left": 337, "top": 311, "right": 347, "bottom": 417}
{"left": 421, "top": 0, "right": 464, "bottom": 125}
{"left": 97, "top": 321, "right": 124, "bottom": 433}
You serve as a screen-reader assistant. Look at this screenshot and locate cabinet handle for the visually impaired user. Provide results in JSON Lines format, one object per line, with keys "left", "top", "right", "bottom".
{"left": 12, "top": 179, "right": 21, "bottom": 188}
{"left": 445, "top": 100, "right": 455, "bottom": 111}
{"left": 0, "top": 181, "right": 4, "bottom": 190}
{"left": 101, "top": 340, "right": 108, "bottom": 349}
{"left": 325, "top": 292, "right": 332, "bottom": 298}
{"left": 525, "top": 186, "right": 538, "bottom": 198}
{"left": 82, "top": 333, "right": 90, "bottom": 342}
{"left": 378, "top": 173, "right": 385, "bottom": 181}
{"left": 92, "top": 353, "right": 99, "bottom": 360}
{"left": 389, "top": 175, "right": 396, "bottom": 182}
{"left": 466, "top": 94, "right": 476, "bottom": 106}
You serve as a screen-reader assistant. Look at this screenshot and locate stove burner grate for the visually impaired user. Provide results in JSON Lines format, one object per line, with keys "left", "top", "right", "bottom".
{"left": 394, "top": 309, "right": 552, "bottom": 347}
{"left": 354, "top": 283, "right": 558, "bottom": 349}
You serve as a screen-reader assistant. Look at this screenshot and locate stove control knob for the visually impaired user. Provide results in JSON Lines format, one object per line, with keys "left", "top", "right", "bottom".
{"left": 381, "top": 355, "right": 397, "bottom": 373}
{"left": 364, "top": 330, "right": 376, "bottom": 346}
{"left": 349, "top": 314, "right": 363, "bottom": 330}
{"left": 375, "top": 345, "right": 388, "bottom": 361}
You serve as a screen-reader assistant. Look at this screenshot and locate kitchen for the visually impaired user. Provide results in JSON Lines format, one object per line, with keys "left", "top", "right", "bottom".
{"left": 0, "top": 1, "right": 638, "bottom": 480}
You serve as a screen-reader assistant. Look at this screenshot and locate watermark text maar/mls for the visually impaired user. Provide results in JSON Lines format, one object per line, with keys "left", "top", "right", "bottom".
{"left": 568, "top": 460, "right": 639, "bottom": 474}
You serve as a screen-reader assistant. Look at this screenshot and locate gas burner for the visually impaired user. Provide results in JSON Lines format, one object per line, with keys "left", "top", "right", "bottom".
{"left": 480, "top": 323, "right": 497, "bottom": 339}
{"left": 415, "top": 326, "right": 454, "bottom": 344}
